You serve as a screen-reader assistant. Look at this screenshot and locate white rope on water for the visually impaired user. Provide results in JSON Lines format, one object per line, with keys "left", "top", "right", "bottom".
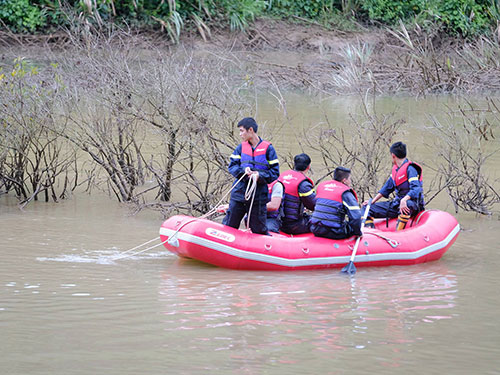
{"left": 113, "top": 239, "right": 169, "bottom": 260}
{"left": 115, "top": 237, "right": 160, "bottom": 256}
{"left": 114, "top": 172, "right": 252, "bottom": 260}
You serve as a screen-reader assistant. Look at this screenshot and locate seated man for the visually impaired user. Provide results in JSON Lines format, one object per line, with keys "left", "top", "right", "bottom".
{"left": 267, "top": 179, "right": 284, "bottom": 233}
{"left": 363, "top": 141, "right": 425, "bottom": 230}
{"left": 278, "top": 153, "right": 316, "bottom": 234}
{"left": 310, "top": 166, "right": 362, "bottom": 240}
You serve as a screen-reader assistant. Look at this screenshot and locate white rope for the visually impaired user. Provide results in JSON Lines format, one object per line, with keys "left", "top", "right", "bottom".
{"left": 114, "top": 236, "right": 160, "bottom": 256}
{"left": 113, "top": 238, "right": 169, "bottom": 260}
{"left": 244, "top": 173, "right": 258, "bottom": 230}
{"left": 114, "top": 172, "right": 252, "bottom": 261}
{"left": 204, "top": 172, "right": 248, "bottom": 219}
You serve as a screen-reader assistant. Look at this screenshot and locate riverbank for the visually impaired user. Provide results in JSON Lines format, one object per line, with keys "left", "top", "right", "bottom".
{"left": 1, "top": 18, "right": 500, "bottom": 95}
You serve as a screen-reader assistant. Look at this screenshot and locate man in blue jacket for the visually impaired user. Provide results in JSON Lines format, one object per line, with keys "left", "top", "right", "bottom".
{"left": 224, "top": 117, "right": 280, "bottom": 235}
{"left": 310, "top": 166, "right": 362, "bottom": 239}
{"left": 363, "top": 141, "right": 425, "bottom": 230}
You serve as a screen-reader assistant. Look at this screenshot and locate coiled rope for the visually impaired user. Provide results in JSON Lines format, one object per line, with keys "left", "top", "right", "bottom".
{"left": 114, "top": 172, "right": 254, "bottom": 260}
{"left": 244, "top": 172, "right": 258, "bottom": 230}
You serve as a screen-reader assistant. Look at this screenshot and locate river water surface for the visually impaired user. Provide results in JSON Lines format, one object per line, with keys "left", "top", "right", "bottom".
{"left": 1, "top": 95, "right": 500, "bottom": 374}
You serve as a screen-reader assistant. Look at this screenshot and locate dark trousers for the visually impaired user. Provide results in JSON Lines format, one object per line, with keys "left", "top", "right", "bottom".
{"left": 366, "top": 199, "right": 421, "bottom": 219}
{"left": 223, "top": 199, "right": 268, "bottom": 235}
{"left": 281, "top": 214, "right": 311, "bottom": 235}
{"left": 311, "top": 222, "right": 356, "bottom": 240}
{"left": 267, "top": 217, "right": 281, "bottom": 233}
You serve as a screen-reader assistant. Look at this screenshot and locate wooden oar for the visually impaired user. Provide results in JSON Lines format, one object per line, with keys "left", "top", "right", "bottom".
{"left": 341, "top": 198, "right": 372, "bottom": 275}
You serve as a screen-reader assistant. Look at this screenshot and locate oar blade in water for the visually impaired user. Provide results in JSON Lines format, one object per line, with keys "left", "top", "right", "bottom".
{"left": 341, "top": 261, "right": 356, "bottom": 275}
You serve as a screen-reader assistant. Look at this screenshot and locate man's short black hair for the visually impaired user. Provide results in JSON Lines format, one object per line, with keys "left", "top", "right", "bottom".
{"left": 390, "top": 141, "right": 407, "bottom": 159}
{"left": 334, "top": 166, "right": 351, "bottom": 182}
{"left": 294, "top": 153, "right": 311, "bottom": 172}
{"left": 238, "top": 117, "right": 258, "bottom": 133}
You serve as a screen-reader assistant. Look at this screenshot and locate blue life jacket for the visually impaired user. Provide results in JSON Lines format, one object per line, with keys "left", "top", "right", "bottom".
{"left": 241, "top": 140, "right": 271, "bottom": 171}
{"left": 311, "top": 180, "right": 358, "bottom": 231}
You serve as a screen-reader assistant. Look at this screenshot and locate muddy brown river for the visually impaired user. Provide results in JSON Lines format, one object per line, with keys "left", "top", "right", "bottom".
{"left": 1, "top": 95, "right": 500, "bottom": 374}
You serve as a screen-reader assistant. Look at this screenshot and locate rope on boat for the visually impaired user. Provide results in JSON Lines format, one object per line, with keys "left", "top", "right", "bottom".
{"left": 115, "top": 173, "right": 252, "bottom": 260}
{"left": 167, "top": 172, "right": 256, "bottom": 243}
{"left": 244, "top": 173, "right": 258, "bottom": 230}
{"left": 364, "top": 231, "right": 399, "bottom": 248}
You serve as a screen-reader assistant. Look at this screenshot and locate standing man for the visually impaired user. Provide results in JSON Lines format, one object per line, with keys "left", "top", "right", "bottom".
{"left": 224, "top": 117, "right": 280, "bottom": 234}
{"left": 310, "top": 166, "right": 362, "bottom": 239}
{"left": 278, "top": 153, "right": 316, "bottom": 234}
{"left": 219, "top": 179, "right": 283, "bottom": 233}
{"left": 363, "top": 141, "right": 424, "bottom": 230}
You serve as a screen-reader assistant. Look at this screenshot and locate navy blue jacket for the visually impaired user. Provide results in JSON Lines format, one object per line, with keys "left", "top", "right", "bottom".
{"left": 228, "top": 138, "right": 280, "bottom": 202}
{"left": 311, "top": 190, "right": 362, "bottom": 236}
{"left": 379, "top": 160, "right": 423, "bottom": 205}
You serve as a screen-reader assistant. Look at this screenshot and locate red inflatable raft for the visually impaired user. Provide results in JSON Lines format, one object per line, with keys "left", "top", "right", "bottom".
{"left": 159, "top": 210, "right": 460, "bottom": 271}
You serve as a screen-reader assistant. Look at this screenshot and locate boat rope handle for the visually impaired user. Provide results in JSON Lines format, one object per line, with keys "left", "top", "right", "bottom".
{"left": 364, "top": 232, "right": 400, "bottom": 248}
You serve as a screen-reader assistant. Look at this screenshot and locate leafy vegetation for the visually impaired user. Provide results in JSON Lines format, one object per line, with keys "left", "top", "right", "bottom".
{"left": 0, "top": 0, "right": 498, "bottom": 40}
{"left": 0, "top": 0, "right": 46, "bottom": 32}
{"left": 361, "top": 0, "right": 493, "bottom": 36}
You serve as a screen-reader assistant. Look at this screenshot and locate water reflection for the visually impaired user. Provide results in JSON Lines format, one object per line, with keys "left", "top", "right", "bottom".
{"left": 158, "top": 262, "right": 457, "bottom": 368}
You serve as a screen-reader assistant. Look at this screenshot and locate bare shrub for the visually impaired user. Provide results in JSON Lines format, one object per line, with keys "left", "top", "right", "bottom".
{"left": 129, "top": 50, "right": 251, "bottom": 216}
{"left": 57, "top": 42, "right": 148, "bottom": 203}
{"left": 0, "top": 58, "right": 76, "bottom": 205}
{"left": 382, "top": 23, "right": 464, "bottom": 94}
{"left": 323, "top": 23, "right": 500, "bottom": 95}
{"left": 303, "top": 93, "right": 405, "bottom": 201}
{"left": 425, "top": 98, "right": 500, "bottom": 215}
{"left": 375, "top": 23, "right": 500, "bottom": 94}
{"left": 51, "top": 30, "right": 252, "bottom": 214}
{"left": 457, "top": 37, "right": 500, "bottom": 91}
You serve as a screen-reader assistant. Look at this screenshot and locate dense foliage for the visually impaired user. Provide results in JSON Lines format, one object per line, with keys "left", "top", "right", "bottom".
{"left": 0, "top": 0, "right": 498, "bottom": 38}
{"left": 361, "top": 0, "right": 496, "bottom": 36}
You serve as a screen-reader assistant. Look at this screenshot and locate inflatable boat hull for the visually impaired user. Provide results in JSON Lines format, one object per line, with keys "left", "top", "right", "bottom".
{"left": 159, "top": 210, "right": 459, "bottom": 271}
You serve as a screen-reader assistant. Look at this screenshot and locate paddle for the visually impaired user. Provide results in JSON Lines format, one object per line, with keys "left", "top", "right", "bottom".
{"left": 341, "top": 198, "right": 372, "bottom": 275}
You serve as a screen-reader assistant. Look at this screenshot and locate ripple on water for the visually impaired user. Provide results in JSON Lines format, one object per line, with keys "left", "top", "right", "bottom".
{"left": 36, "top": 249, "right": 171, "bottom": 265}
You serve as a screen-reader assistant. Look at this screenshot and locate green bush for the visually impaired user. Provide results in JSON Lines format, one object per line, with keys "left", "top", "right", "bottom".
{"left": 432, "top": 0, "right": 490, "bottom": 36}
{"left": 361, "top": 0, "right": 423, "bottom": 25}
{"left": 0, "top": 0, "right": 497, "bottom": 37}
{"left": 0, "top": 0, "right": 46, "bottom": 32}
{"left": 268, "top": 0, "right": 339, "bottom": 20}
{"left": 361, "top": 0, "right": 492, "bottom": 36}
